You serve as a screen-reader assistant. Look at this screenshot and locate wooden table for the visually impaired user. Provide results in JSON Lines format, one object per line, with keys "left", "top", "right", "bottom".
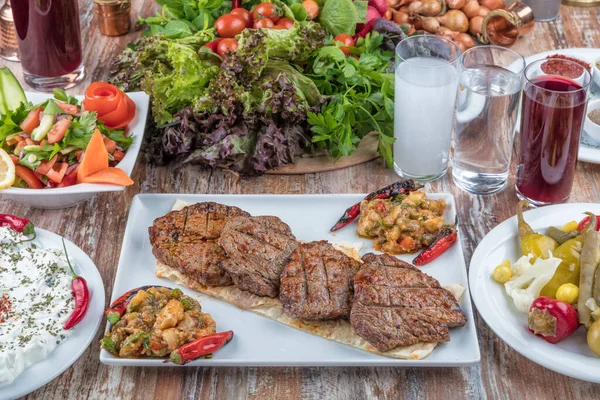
{"left": 2, "top": 2, "right": 600, "bottom": 399}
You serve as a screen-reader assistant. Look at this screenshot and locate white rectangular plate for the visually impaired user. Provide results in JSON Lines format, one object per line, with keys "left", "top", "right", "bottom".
{"left": 100, "top": 193, "right": 480, "bottom": 367}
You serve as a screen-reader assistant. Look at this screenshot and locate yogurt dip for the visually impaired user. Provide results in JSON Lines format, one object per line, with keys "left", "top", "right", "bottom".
{"left": 0, "top": 227, "right": 74, "bottom": 388}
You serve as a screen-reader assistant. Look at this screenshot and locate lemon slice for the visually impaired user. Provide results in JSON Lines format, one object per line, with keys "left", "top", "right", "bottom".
{"left": 0, "top": 148, "right": 16, "bottom": 189}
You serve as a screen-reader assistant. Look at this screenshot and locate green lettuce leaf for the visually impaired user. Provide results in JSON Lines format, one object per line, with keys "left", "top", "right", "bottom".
{"left": 318, "top": 0, "right": 367, "bottom": 35}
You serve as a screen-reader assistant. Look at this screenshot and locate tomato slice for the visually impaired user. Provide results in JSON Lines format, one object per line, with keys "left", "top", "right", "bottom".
{"left": 57, "top": 167, "right": 78, "bottom": 188}
{"left": 101, "top": 94, "right": 136, "bottom": 129}
{"left": 84, "top": 82, "right": 124, "bottom": 117}
{"left": 35, "top": 155, "right": 58, "bottom": 175}
{"left": 20, "top": 108, "right": 42, "bottom": 134}
{"left": 55, "top": 102, "right": 79, "bottom": 115}
{"left": 46, "top": 162, "right": 69, "bottom": 183}
{"left": 47, "top": 118, "right": 72, "bottom": 144}
{"left": 15, "top": 165, "right": 43, "bottom": 189}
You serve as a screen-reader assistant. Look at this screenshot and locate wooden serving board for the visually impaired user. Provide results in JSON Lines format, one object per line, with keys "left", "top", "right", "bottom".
{"left": 266, "top": 132, "right": 381, "bottom": 175}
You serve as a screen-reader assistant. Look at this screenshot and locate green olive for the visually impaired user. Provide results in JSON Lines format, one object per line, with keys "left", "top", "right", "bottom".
{"left": 587, "top": 320, "right": 600, "bottom": 356}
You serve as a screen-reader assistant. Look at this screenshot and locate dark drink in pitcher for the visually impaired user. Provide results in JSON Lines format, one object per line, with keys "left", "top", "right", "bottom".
{"left": 516, "top": 58, "right": 591, "bottom": 206}
{"left": 11, "top": 0, "right": 84, "bottom": 90}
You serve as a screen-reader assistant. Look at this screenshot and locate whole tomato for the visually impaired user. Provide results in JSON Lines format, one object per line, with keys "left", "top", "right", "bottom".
{"left": 230, "top": 8, "right": 253, "bottom": 28}
{"left": 334, "top": 33, "right": 355, "bottom": 56}
{"left": 252, "top": 2, "right": 280, "bottom": 23}
{"left": 253, "top": 18, "right": 275, "bottom": 29}
{"left": 275, "top": 17, "right": 294, "bottom": 29}
{"left": 217, "top": 38, "right": 239, "bottom": 56}
{"left": 215, "top": 14, "right": 246, "bottom": 38}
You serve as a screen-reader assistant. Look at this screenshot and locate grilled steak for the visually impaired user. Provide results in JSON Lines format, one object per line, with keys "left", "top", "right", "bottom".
{"left": 219, "top": 216, "right": 297, "bottom": 297}
{"left": 280, "top": 241, "right": 361, "bottom": 320}
{"left": 350, "top": 253, "right": 466, "bottom": 352}
{"left": 149, "top": 202, "right": 250, "bottom": 286}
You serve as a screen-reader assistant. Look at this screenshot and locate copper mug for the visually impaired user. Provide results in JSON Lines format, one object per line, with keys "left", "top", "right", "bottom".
{"left": 94, "top": 0, "right": 131, "bottom": 36}
{"left": 479, "top": 2, "right": 535, "bottom": 47}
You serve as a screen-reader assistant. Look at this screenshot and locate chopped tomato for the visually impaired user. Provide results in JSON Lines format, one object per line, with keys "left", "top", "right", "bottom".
{"left": 35, "top": 155, "right": 58, "bottom": 175}
{"left": 6, "top": 135, "right": 23, "bottom": 146}
{"left": 76, "top": 151, "right": 83, "bottom": 161}
{"left": 113, "top": 150, "right": 125, "bottom": 162}
{"left": 46, "top": 162, "right": 68, "bottom": 183}
{"left": 20, "top": 108, "right": 42, "bottom": 134}
{"left": 400, "top": 236, "right": 417, "bottom": 252}
{"left": 47, "top": 118, "right": 72, "bottom": 144}
{"left": 9, "top": 155, "right": 18, "bottom": 165}
{"left": 24, "top": 138, "right": 34, "bottom": 146}
{"left": 13, "top": 141, "right": 26, "bottom": 156}
{"left": 57, "top": 167, "right": 79, "bottom": 188}
{"left": 15, "top": 165, "right": 43, "bottom": 189}
{"left": 103, "top": 137, "right": 117, "bottom": 153}
{"left": 55, "top": 102, "right": 78, "bottom": 115}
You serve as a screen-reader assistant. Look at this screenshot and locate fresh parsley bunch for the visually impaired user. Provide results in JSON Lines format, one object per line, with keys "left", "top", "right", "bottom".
{"left": 306, "top": 32, "right": 395, "bottom": 167}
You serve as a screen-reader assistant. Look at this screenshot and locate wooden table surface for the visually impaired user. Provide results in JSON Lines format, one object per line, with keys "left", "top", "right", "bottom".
{"left": 2, "top": 1, "right": 600, "bottom": 399}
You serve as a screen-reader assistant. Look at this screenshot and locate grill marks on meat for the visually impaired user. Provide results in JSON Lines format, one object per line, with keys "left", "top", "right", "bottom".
{"left": 219, "top": 216, "right": 297, "bottom": 298}
{"left": 351, "top": 253, "right": 466, "bottom": 352}
{"left": 280, "top": 241, "right": 361, "bottom": 320}
{"left": 149, "top": 202, "right": 249, "bottom": 287}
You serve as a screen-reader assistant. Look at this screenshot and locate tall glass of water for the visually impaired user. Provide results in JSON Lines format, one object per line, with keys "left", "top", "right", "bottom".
{"left": 452, "top": 46, "right": 525, "bottom": 194}
{"left": 394, "top": 35, "right": 461, "bottom": 181}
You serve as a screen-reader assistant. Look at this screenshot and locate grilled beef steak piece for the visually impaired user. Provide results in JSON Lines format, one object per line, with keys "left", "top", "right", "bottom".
{"left": 350, "top": 253, "right": 466, "bottom": 352}
{"left": 219, "top": 215, "right": 297, "bottom": 297}
{"left": 280, "top": 241, "right": 361, "bottom": 320}
{"left": 149, "top": 202, "right": 249, "bottom": 286}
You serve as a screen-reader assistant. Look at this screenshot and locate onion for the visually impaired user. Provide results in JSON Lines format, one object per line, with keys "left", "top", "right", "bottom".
{"left": 455, "top": 32, "right": 475, "bottom": 49}
{"left": 447, "top": 0, "right": 465, "bottom": 9}
{"left": 461, "top": 0, "right": 480, "bottom": 18}
{"left": 481, "top": 0, "right": 504, "bottom": 10}
{"left": 399, "top": 5, "right": 410, "bottom": 11}
{"left": 421, "top": 16, "right": 440, "bottom": 33}
{"left": 469, "top": 15, "right": 483, "bottom": 35}
{"left": 388, "top": 0, "right": 401, "bottom": 8}
{"left": 421, "top": 0, "right": 442, "bottom": 16}
{"left": 408, "top": 1, "right": 422, "bottom": 12}
{"left": 385, "top": 9, "right": 393, "bottom": 20}
{"left": 398, "top": 0, "right": 420, "bottom": 6}
{"left": 478, "top": 6, "right": 490, "bottom": 17}
{"left": 393, "top": 10, "right": 411, "bottom": 24}
{"left": 369, "top": 0, "right": 388, "bottom": 16}
{"left": 437, "top": 9, "right": 469, "bottom": 33}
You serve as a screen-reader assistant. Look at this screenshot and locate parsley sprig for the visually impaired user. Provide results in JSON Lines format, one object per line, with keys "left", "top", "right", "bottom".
{"left": 306, "top": 33, "right": 395, "bottom": 167}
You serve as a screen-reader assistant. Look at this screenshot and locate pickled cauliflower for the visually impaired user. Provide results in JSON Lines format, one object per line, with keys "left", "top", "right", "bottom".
{"left": 504, "top": 255, "right": 562, "bottom": 313}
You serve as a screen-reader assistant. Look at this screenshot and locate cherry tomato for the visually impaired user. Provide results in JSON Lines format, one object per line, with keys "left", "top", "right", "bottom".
{"left": 275, "top": 17, "right": 294, "bottom": 29}
{"left": 217, "top": 38, "right": 239, "bottom": 56}
{"left": 231, "top": 8, "right": 253, "bottom": 28}
{"left": 252, "top": 2, "right": 280, "bottom": 23}
{"left": 334, "top": 33, "right": 355, "bottom": 55}
{"left": 253, "top": 18, "right": 275, "bottom": 29}
{"left": 214, "top": 14, "right": 247, "bottom": 38}
{"left": 302, "top": 0, "right": 319, "bottom": 20}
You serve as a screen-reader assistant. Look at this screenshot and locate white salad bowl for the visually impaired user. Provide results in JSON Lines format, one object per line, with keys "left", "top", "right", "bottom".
{"left": 584, "top": 98, "right": 600, "bottom": 144}
{"left": 0, "top": 91, "right": 149, "bottom": 209}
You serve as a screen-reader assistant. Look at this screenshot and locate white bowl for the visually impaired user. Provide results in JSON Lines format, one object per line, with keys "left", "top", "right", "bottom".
{"left": 539, "top": 55, "right": 593, "bottom": 86}
{"left": 594, "top": 58, "right": 600, "bottom": 88}
{"left": 0, "top": 91, "right": 149, "bottom": 209}
{"left": 584, "top": 98, "right": 600, "bottom": 144}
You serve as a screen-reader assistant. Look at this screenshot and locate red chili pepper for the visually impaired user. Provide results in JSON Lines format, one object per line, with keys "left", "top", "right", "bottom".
{"left": 528, "top": 296, "right": 579, "bottom": 344}
{"left": 412, "top": 227, "right": 457, "bottom": 266}
{"left": 203, "top": 39, "right": 223, "bottom": 53}
{"left": 353, "top": 18, "right": 380, "bottom": 41}
{"left": 330, "top": 180, "right": 420, "bottom": 232}
{"left": 0, "top": 214, "right": 36, "bottom": 240}
{"left": 169, "top": 331, "right": 234, "bottom": 365}
{"left": 577, "top": 215, "right": 600, "bottom": 232}
{"left": 62, "top": 238, "right": 90, "bottom": 330}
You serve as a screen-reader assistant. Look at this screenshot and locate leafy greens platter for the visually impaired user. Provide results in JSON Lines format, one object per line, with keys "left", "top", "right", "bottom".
{"left": 109, "top": 0, "right": 404, "bottom": 175}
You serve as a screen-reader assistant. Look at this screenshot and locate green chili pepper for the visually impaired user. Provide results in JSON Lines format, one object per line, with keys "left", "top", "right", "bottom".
{"left": 101, "top": 336, "right": 117, "bottom": 354}
{"left": 170, "top": 288, "right": 183, "bottom": 299}
{"left": 181, "top": 298, "right": 193, "bottom": 311}
{"left": 120, "top": 332, "right": 151, "bottom": 357}
{"left": 579, "top": 212, "right": 600, "bottom": 328}
{"left": 546, "top": 226, "right": 580, "bottom": 245}
{"left": 517, "top": 200, "right": 558, "bottom": 260}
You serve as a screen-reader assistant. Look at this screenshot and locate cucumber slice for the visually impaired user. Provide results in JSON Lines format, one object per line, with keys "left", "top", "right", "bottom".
{"left": 31, "top": 114, "right": 54, "bottom": 141}
{"left": 23, "top": 144, "right": 42, "bottom": 152}
{"left": 0, "top": 68, "right": 26, "bottom": 114}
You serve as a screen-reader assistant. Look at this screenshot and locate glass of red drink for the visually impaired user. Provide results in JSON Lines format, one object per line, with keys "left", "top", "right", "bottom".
{"left": 516, "top": 58, "right": 591, "bottom": 206}
{"left": 11, "top": 0, "right": 84, "bottom": 91}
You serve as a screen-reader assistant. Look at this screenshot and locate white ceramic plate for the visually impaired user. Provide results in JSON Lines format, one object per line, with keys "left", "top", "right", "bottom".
{"left": 517, "top": 48, "right": 600, "bottom": 164}
{"left": 0, "top": 228, "right": 105, "bottom": 400}
{"left": 469, "top": 203, "right": 600, "bottom": 383}
{"left": 0, "top": 91, "right": 149, "bottom": 209}
{"left": 100, "top": 194, "right": 480, "bottom": 367}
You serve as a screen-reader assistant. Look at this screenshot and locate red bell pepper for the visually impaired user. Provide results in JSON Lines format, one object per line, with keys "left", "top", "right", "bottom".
{"left": 528, "top": 296, "right": 579, "bottom": 344}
